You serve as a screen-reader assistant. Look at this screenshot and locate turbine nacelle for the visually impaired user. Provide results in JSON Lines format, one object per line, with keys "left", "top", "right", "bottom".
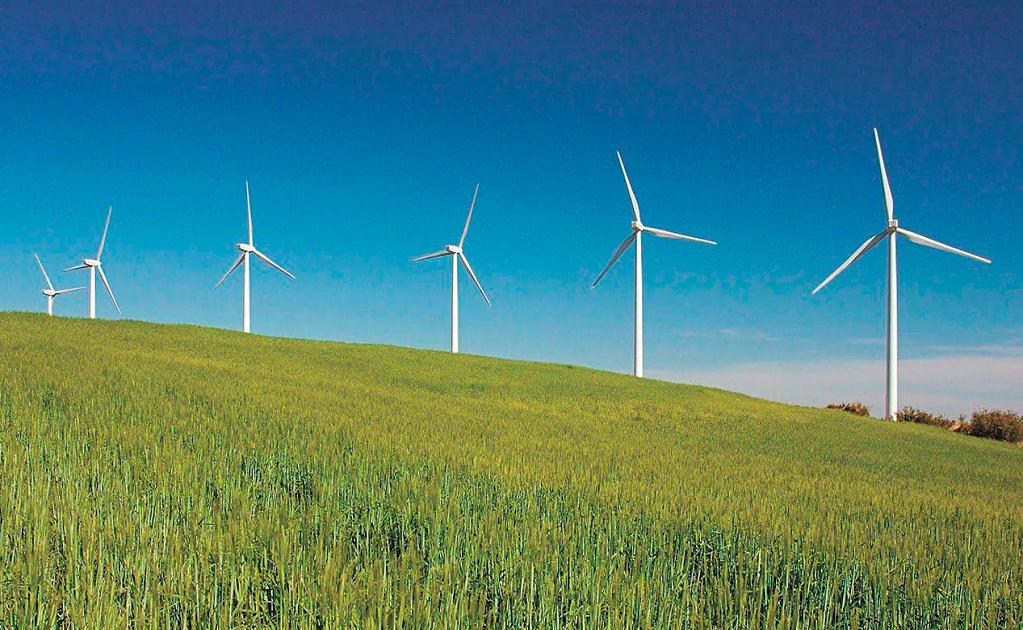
{"left": 631, "top": 220, "right": 644, "bottom": 232}
{"left": 445, "top": 245, "right": 463, "bottom": 255}
{"left": 237, "top": 243, "right": 256, "bottom": 254}
{"left": 42, "top": 289, "right": 58, "bottom": 297}
{"left": 83, "top": 258, "right": 101, "bottom": 267}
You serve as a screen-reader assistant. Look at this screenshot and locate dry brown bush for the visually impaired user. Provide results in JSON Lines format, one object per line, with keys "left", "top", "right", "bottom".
{"left": 826, "top": 402, "right": 870, "bottom": 417}
{"left": 896, "top": 406, "right": 955, "bottom": 429}
{"left": 963, "top": 410, "right": 1023, "bottom": 444}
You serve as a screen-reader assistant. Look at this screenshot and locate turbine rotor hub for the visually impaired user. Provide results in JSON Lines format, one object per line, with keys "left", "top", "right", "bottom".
{"left": 888, "top": 218, "right": 898, "bottom": 229}
{"left": 83, "top": 258, "right": 100, "bottom": 267}
{"left": 446, "top": 245, "right": 462, "bottom": 254}
{"left": 631, "top": 220, "right": 643, "bottom": 232}
{"left": 238, "top": 243, "right": 255, "bottom": 253}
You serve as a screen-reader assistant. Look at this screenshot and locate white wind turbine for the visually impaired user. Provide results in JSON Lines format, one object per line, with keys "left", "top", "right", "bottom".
{"left": 215, "top": 181, "right": 295, "bottom": 333}
{"left": 813, "top": 128, "right": 991, "bottom": 419}
{"left": 35, "top": 254, "right": 84, "bottom": 315}
{"left": 411, "top": 183, "right": 491, "bottom": 353}
{"left": 592, "top": 151, "right": 716, "bottom": 378}
{"left": 64, "top": 206, "right": 121, "bottom": 318}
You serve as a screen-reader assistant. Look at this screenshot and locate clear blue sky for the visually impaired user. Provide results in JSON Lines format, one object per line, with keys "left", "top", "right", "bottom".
{"left": 2, "top": 0, "right": 1020, "bottom": 416}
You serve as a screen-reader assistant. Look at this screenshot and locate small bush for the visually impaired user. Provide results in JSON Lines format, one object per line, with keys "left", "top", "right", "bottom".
{"left": 964, "top": 410, "right": 1023, "bottom": 444}
{"left": 896, "top": 406, "right": 954, "bottom": 429}
{"left": 826, "top": 402, "right": 870, "bottom": 417}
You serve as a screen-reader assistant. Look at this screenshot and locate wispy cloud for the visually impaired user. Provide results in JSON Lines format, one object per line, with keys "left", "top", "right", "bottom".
{"left": 925, "top": 344, "right": 1023, "bottom": 356}
{"left": 676, "top": 328, "right": 779, "bottom": 342}
{"left": 650, "top": 353, "right": 1023, "bottom": 418}
{"left": 845, "top": 337, "right": 883, "bottom": 346}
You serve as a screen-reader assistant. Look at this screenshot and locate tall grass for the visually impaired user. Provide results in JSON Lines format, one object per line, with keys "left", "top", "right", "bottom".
{"left": 1, "top": 312, "right": 1021, "bottom": 628}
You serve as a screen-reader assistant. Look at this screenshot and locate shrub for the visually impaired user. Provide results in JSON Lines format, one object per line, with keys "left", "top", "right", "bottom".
{"left": 964, "top": 410, "right": 1023, "bottom": 444}
{"left": 896, "top": 406, "right": 954, "bottom": 429}
{"left": 826, "top": 402, "right": 870, "bottom": 417}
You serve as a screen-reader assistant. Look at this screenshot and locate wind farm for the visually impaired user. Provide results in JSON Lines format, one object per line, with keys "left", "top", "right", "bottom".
{"left": 2, "top": 1, "right": 1021, "bottom": 627}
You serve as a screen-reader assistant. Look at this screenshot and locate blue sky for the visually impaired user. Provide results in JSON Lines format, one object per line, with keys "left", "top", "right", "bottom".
{"left": 2, "top": 0, "right": 1021, "bottom": 416}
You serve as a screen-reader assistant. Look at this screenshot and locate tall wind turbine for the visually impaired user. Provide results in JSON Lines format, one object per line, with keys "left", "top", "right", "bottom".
{"left": 64, "top": 206, "right": 120, "bottom": 318}
{"left": 35, "top": 254, "right": 84, "bottom": 315}
{"left": 216, "top": 181, "right": 295, "bottom": 333}
{"left": 592, "top": 151, "right": 716, "bottom": 378}
{"left": 813, "top": 128, "right": 991, "bottom": 419}
{"left": 411, "top": 183, "right": 491, "bottom": 353}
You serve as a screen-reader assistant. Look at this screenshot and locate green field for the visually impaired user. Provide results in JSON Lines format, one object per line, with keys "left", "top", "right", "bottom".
{"left": 1, "top": 312, "right": 1021, "bottom": 628}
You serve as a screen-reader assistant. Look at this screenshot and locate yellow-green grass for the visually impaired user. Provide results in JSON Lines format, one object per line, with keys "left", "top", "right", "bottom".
{"left": 1, "top": 311, "right": 1020, "bottom": 628}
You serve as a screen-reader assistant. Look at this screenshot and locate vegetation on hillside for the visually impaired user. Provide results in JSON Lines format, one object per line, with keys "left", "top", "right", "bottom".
{"left": 2, "top": 312, "right": 1022, "bottom": 628}
{"left": 827, "top": 403, "right": 1022, "bottom": 446}
{"left": 825, "top": 402, "right": 870, "bottom": 417}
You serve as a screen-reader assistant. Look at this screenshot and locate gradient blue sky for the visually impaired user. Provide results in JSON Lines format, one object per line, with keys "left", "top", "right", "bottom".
{"left": 2, "top": 0, "right": 1021, "bottom": 416}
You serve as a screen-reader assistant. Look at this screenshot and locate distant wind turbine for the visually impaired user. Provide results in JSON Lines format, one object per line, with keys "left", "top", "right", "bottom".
{"left": 215, "top": 181, "right": 295, "bottom": 333}
{"left": 411, "top": 183, "right": 491, "bottom": 353}
{"left": 64, "top": 206, "right": 120, "bottom": 318}
{"left": 592, "top": 151, "right": 716, "bottom": 378}
{"left": 813, "top": 128, "right": 991, "bottom": 419}
{"left": 35, "top": 254, "right": 84, "bottom": 316}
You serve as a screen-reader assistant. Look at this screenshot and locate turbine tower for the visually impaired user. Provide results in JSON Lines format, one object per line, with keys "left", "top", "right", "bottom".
{"left": 64, "top": 206, "right": 120, "bottom": 318}
{"left": 35, "top": 254, "right": 84, "bottom": 315}
{"left": 813, "top": 128, "right": 991, "bottom": 419}
{"left": 216, "top": 181, "right": 295, "bottom": 333}
{"left": 592, "top": 151, "right": 716, "bottom": 378}
{"left": 411, "top": 183, "right": 491, "bottom": 353}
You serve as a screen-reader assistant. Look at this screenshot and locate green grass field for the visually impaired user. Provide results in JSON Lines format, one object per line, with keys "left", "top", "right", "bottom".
{"left": 1, "top": 312, "right": 1021, "bottom": 628}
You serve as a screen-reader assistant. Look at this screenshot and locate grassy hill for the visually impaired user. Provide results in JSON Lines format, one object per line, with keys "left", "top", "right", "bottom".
{"left": 1, "top": 312, "right": 1020, "bottom": 628}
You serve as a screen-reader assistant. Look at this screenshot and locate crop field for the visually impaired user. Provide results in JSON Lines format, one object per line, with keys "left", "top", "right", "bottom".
{"left": 0, "top": 312, "right": 1021, "bottom": 628}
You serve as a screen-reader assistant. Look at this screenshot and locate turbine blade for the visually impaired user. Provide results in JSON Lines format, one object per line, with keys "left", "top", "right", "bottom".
{"left": 411, "top": 250, "right": 450, "bottom": 263}
{"left": 96, "top": 266, "right": 120, "bottom": 314}
{"left": 617, "top": 151, "right": 641, "bottom": 222}
{"left": 216, "top": 253, "right": 245, "bottom": 287}
{"left": 896, "top": 228, "right": 992, "bottom": 264}
{"left": 459, "top": 183, "right": 479, "bottom": 248}
{"left": 642, "top": 225, "right": 717, "bottom": 245}
{"left": 97, "top": 206, "right": 112, "bottom": 259}
{"left": 252, "top": 248, "right": 295, "bottom": 279}
{"left": 35, "top": 253, "right": 54, "bottom": 291}
{"left": 591, "top": 232, "right": 637, "bottom": 288}
{"left": 246, "top": 181, "right": 254, "bottom": 246}
{"left": 55, "top": 287, "right": 86, "bottom": 295}
{"left": 874, "top": 128, "right": 894, "bottom": 222}
{"left": 64, "top": 263, "right": 89, "bottom": 272}
{"left": 812, "top": 229, "right": 889, "bottom": 294}
{"left": 458, "top": 252, "right": 491, "bottom": 306}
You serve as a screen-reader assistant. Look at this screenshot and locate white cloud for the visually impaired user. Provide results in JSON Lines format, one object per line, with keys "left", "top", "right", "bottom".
{"left": 650, "top": 352, "right": 1023, "bottom": 418}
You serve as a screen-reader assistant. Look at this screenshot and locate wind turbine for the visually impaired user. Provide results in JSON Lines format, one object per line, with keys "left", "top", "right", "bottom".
{"left": 592, "top": 151, "right": 716, "bottom": 378}
{"left": 813, "top": 128, "right": 991, "bottom": 419}
{"left": 215, "top": 181, "right": 295, "bottom": 333}
{"left": 35, "top": 254, "right": 84, "bottom": 315}
{"left": 64, "top": 206, "right": 120, "bottom": 318}
{"left": 411, "top": 183, "right": 491, "bottom": 353}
